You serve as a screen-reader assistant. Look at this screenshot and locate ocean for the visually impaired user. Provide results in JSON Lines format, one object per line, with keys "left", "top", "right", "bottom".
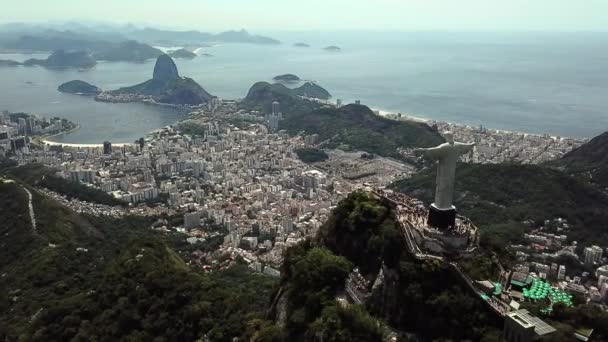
{"left": 1, "top": 31, "right": 607, "bottom": 143}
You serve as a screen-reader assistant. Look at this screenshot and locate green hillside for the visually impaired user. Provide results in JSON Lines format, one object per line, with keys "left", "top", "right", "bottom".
{"left": 0, "top": 179, "right": 277, "bottom": 341}
{"left": 282, "top": 104, "right": 444, "bottom": 159}
{"left": 391, "top": 163, "right": 608, "bottom": 247}
{"left": 241, "top": 81, "right": 321, "bottom": 115}
{"left": 242, "top": 82, "right": 443, "bottom": 158}
{"left": 265, "top": 192, "right": 502, "bottom": 341}
{"left": 558, "top": 131, "right": 608, "bottom": 190}
{"left": 3, "top": 163, "right": 124, "bottom": 206}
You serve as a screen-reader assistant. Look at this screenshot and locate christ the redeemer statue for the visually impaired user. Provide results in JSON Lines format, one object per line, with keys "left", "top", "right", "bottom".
{"left": 417, "top": 132, "right": 474, "bottom": 230}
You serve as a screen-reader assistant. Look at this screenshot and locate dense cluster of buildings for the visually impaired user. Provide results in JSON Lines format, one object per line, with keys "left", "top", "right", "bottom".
{"left": 499, "top": 218, "right": 608, "bottom": 312}
{"left": 12, "top": 101, "right": 414, "bottom": 272}
{"left": 432, "top": 121, "right": 587, "bottom": 164}
{"left": 0, "top": 111, "right": 74, "bottom": 157}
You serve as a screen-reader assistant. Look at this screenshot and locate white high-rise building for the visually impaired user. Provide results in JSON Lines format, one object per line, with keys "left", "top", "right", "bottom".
{"left": 584, "top": 245, "right": 603, "bottom": 265}
{"left": 557, "top": 265, "right": 566, "bottom": 280}
{"left": 600, "top": 282, "right": 608, "bottom": 301}
{"left": 272, "top": 101, "right": 281, "bottom": 116}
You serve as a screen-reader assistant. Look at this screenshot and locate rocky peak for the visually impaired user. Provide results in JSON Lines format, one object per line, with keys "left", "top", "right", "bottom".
{"left": 153, "top": 54, "right": 179, "bottom": 81}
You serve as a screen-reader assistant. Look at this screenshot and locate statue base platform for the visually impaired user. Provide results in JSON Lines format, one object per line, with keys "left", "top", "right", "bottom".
{"left": 427, "top": 204, "right": 456, "bottom": 230}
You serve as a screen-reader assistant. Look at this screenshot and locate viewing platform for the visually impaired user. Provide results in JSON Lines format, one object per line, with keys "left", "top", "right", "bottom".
{"left": 374, "top": 188, "right": 478, "bottom": 256}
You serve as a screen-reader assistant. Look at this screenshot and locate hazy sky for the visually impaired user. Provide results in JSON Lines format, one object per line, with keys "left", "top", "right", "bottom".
{"left": 2, "top": 0, "right": 608, "bottom": 32}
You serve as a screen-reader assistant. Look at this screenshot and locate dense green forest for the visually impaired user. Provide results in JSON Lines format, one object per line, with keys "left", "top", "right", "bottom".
{"left": 558, "top": 131, "right": 608, "bottom": 189}
{"left": 241, "top": 82, "right": 443, "bottom": 159}
{"left": 282, "top": 104, "right": 443, "bottom": 159}
{"left": 268, "top": 242, "right": 384, "bottom": 342}
{"left": 391, "top": 163, "right": 608, "bottom": 248}
{"left": 295, "top": 147, "right": 328, "bottom": 163}
{"left": 0, "top": 180, "right": 277, "bottom": 341}
{"left": 241, "top": 82, "right": 321, "bottom": 117}
{"left": 254, "top": 192, "right": 503, "bottom": 340}
{"left": 316, "top": 191, "right": 402, "bottom": 276}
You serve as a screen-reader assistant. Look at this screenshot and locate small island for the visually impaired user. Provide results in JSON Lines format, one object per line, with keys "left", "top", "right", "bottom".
{"left": 168, "top": 48, "right": 197, "bottom": 59}
{"left": 0, "top": 59, "right": 21, "bottom": 67}
{"left": 272, "top": 74, "right": 301, "bottom": 83}
{"left": 23, "top": 50, "right": 97, "bottom": 69}
{"left": 323, "top": 45, "right": 341, "bottom": 52}
{"left": 293, "top": 42, "right": 310, "bottom": 48}
{"left": 58, "top": 80, "right": 102, "bottom": 95}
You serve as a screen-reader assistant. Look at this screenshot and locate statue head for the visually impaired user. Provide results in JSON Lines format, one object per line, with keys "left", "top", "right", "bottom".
{"left": 444, "top": 131, "right": 454, "bottom": 144}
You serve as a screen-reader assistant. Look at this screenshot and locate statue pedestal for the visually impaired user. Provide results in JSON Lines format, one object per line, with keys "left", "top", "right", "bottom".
{"left": 427, "top": 203, "right": 456, "bottom": 230}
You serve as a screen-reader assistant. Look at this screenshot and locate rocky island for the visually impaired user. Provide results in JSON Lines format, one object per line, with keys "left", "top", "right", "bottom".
{"left": 93, "top": 40, "right": 163, "bottom": 63}
{"left": 272, "top": 73, "right": 301, "bottom": 83}
{"left": 0, "top": 59, "right": 21, "bottom": 67}
{"left": 293, "top": 42, "right": 310, "bottom": 48}
{"left": 323, "top": 45, "right": 342, "bottom": 52}
{"left": 168, "top": 48, "right": 197, "bottom": 59}
{"left": 96, "top": 54, "right": 214, "bottom": 106}
{"left": 23, "top": 50, "right": 96, "bottom": 69}
{"left": 58, "top": 80, "right": 102, "bottom": 95}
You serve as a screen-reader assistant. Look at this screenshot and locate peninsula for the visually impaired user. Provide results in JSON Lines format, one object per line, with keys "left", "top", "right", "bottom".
{"left": 95, "top": 54, "right": 214, "bottom": 106}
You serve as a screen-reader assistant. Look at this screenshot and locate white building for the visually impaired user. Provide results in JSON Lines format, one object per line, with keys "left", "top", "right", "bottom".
{"left": 557, "top": 265, "right": 566, "bottom": 280}
{"left": 584, "top": 245, "right": 603, "bottom": 265}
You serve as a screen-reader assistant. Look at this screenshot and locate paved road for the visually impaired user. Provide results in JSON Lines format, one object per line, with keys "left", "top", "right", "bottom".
{"left": 22, "top": 186, "right": 37, "bottom": 234}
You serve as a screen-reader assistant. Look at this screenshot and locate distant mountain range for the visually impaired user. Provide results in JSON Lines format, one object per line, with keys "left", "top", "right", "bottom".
{"left": 23, "top": 49, "right": 97, "bottom": 69}
{"left": 0, "top": 23, "right": 280, "bottom": 56}
{"left": 125, "top": 27, "right": 280, "bottom": 45}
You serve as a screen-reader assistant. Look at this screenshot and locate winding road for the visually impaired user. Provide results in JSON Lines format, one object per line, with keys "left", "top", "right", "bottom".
{"left": 22, "top": 186, "right": 37, "bottom": 234}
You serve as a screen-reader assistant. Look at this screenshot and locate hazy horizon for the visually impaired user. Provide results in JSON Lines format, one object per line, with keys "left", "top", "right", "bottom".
{"left": 2, "top": 0, "right": 608, "bottom": 32}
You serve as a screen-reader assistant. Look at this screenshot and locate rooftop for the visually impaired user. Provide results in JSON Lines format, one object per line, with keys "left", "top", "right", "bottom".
{"left": 507, "top": 309, "right": 556, "bottom": 336}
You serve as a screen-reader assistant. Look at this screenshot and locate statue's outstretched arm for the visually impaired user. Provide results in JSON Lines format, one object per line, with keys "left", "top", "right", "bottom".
{"left": 454, "top": 142, "right": 475, "bottom": 154}
{"left": 416, "top": 145, "right": 444, "bottom": 159}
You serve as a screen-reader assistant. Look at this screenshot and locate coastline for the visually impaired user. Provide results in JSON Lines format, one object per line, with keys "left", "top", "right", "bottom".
{"left": 33, "top": 94, "right": 585, "bottom": 148}
{"left": 42, "top": 123, "right": 81, "bottom": 140}
{"left": 39, "top": 122, "right": 137, "bottom": 147}
{"left": 40, "top": 139, "right": 135, "bottom": 148}
{"left": 372, "top": 107, "right": 583, "bottom": 140}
